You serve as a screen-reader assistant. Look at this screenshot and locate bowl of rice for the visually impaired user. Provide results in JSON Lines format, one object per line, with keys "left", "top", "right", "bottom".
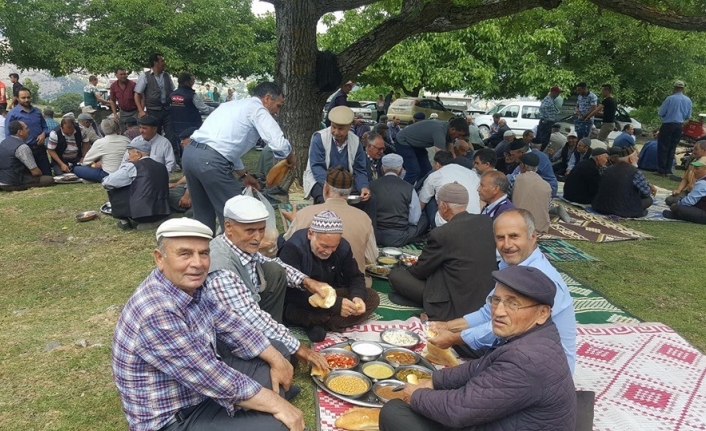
{"left": 380, "top": 329, "right": 420, "bottom": 348}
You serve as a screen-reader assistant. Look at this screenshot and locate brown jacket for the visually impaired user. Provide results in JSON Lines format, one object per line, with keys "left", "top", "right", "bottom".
{"left": 512, "top": 171, "right": 552, "bottom": 233}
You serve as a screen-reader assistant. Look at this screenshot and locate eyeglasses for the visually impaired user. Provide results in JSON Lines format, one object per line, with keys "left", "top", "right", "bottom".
{"left": 487, "top": 295, "right": 541, "bottom": 312}
{"left": 372, "top": 146, "right": 385, "bottom": 151}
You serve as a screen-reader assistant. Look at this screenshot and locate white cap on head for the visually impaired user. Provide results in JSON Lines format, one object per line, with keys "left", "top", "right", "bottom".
{"left": 567, "top": 131, "right": 578, "bottom": 138}
{"left": 382, "top": 153, "right": 404, "bottom": 169}
{"left": 503, "top": 130, "right": 515, "bottom": 138}
{"left": 224, "top": 195, "right": 269, "bottom": 223}
{"left": 156, "top": 218, "right": 213, "bottom": 241}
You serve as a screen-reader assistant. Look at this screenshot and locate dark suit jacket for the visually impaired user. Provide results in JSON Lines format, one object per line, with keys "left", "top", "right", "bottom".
{"left": 407, "top": 211, "right": 497, "bottom": 320}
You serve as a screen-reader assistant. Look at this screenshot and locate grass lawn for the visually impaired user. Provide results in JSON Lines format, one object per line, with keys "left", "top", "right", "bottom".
{"left": 0, "top": 152, "right": 702, "bottom": 430}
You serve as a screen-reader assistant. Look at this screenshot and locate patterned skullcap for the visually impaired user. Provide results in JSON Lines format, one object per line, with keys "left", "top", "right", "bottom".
{"left": 310, "top": 210, "right": 344, "bottom": 234}
{"left": 326, "top": 166, "right": 353, "bottom": 189}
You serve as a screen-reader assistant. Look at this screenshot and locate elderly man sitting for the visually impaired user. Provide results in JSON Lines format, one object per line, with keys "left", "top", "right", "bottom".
{"left": 103, "top": 139, "right": 170, "bottom": 230}
{"left": 511, "top": 153, "right": 552, "bottom": 233}
{"left": 418, "top": 150, "right": 481, "bottom": 228}
{"left": 427, "top": 209, "right": 577, "bottom": 374}
{"left": 388, "top": 183, "right": 497, "bottom": 320}
{"left": 565, "top": 137, "right": 592, "bottom": 176}
{"left": 77, "top": 112, "right": 101, "bottom": 145}
{"left": 592, "top": 146, "right": 655, "bottom": 218}
{"left": 207, "top": 195, "right": 330, "bottom": 372}
{"left": 283, "top": 167, "right": 378, "bottom": 287}
{"left": 0, "top": 121, "right": 54, "bottom": 191}
{"left": 112, "top": 218, "right": 307, "bottom": 431}
{"left": 380, "top": 265, "right": 577, "bottom": 431}
{"left": 121, "top": 115, "right": 176, "bottom": 173}
{"left": 279, "top": 210, "right": 380, "bottom": 342}
{"left": 563, "top": 147, "right": 609, "bottom": 204}
{"left": 370, "top": 154, "right": 428, "bottom": 247}
{"left": 47, "top": 117, "right": 89, "bottom": 175}
{"left": 479, "top": 170, "right": 515, "bottom": 220}
{"left": 663, "top": 156, "right": 706, "bottom": 224}
{"left": 74, "top": 119, "right": 131, "bottom": 182}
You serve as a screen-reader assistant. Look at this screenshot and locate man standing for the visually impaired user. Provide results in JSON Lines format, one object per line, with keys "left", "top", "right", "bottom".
{"left": 9, "top": 73, "right": 22, "bottom": 107}
{"left": 657, "top": 80, "right": 692, "bottom": 176}
{"left": 585, "top": 84, "right": 617, "bottom": 142}
{"left": 4, "top": 88, "right": 50, "bottom": 175}
{"left": 112, "top": 218, "right": 306, "bottom": 431}
{"left": 109, "top": 68, "right": 139, "bottom": 133}
{"left": 134, "top": 53, "right": 176, "bottom": 154}
{"left": 465, "top": 115, "right": 484, "bottom": 149}
{"left": 387, "top": 116, "right": 401, "bottom": 142}
{"left": 0, "top": 121, "right": 54, "bottom": 191}
{"left": 478, "top": 170, "right": 515, "bottom": 220}
{"left": 384, "top": 90, "right": 394, "bottom": 113}
{"left": 394, "top": 117, "right": 469, "bottom": 184}
{"left": 83, "top": 75, "right": 110, "bottom": 124}
{"left": 388, "top": 183, "right": 497, "bottom": 319}
{"left": 279, "top": 211, "right": 380, "bottom": 342}
{"left": 325, "top": 81, "right": 353, "bottom": 126}
{"left": 169, "top": 72, "right": 215, "bottom": 146}
{"left": 208, "top": 195, "right": 332, "bottom": 353}
{"left": 427, "top": 209, "right": 577, "bottom": 374}
{"left": 182, "top": 82, "right": 294, "bottom": 233}
{"left": 537, "top": 86, "right": 563, "bottom": 148}
{"left": 574, "top": 82, "right": 598, "bottom": 139}
{"left": 123, "top": 115, "right": 175, "bottom": 173}
{"left": 303, "top": 106, "right": 370, "bottom": 205}
{"left": 370, "top": 154, "right": 428, "bottom": 247}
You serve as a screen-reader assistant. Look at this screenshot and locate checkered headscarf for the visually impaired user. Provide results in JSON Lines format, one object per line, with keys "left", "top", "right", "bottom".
{"left": 310, "top": 210, "right": 343, "bottom": 234}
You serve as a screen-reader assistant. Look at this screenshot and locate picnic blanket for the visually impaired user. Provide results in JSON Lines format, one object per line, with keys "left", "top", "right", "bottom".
{"left": 559, "top": 186, "right": 679, "bottom": 222}
{"left": 538, "top": 239, "right": 599, "bottom": 262}
{"left": 539, "top": 205, "right": 653, "bottom": 242}
{"left": 314, "top": 320, "right": 706, "bottom": 431}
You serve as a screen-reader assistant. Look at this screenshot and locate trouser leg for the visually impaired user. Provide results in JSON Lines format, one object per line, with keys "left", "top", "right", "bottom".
{"left": 118, "top": 110, "right": 138, "bottom": 133}
{"left": 324, "top": 288, "right": 380, "bottom": 332}
{"left": 396, "top": 143, "right": 421, "bottom": 185}
{"left": 424, "top": 198, "right": 438, "bottom": 229}
{"left": 259, "top": 261, "right": 288, "bottom": 323}
{"left": 666, "top": 123, "right": 682, "bottom": 174}
{"left": 665, "top": 191, "right": 687, "bottom": 206}
{"left": 657, "top": 123, "right": 680, "bottom": 174}
{"left": 671, "top": 204, "right": 706, "bottom": 224}
{"left": 598, "top": 123, "right": 614, "bottom": 141}
{"left": 536, "top": 119, "right": 553, "bottom": 148}
{"left": 32, "top": 147, "right": 52, "bottom": 176}
{"left": 380, "top": 399, "right": 449, "bottom": 431}
{"left": 388, "top": 268, "right": 425, "bottom": 306}
{"left": 73, "top": 165, "right": 108, "bottom": 182}
{"left": 310, "top": 182, "right": 325, "bottom": 204}
{"left": 641, "top": 197, "right": 653, "bottom": 210}
{"left": 416, "top": 147, "right": 433, "bottom": 183}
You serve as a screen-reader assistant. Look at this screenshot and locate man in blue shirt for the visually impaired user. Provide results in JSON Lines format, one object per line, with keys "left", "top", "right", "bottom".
{"left": 663, "top": 157, "right": 706, "bottom": 224}
{"left": 612, "top": 123, "right": 636, "bottom": 148}
{"left": 657, "top": 80, "right": 692, "bottom": 176}
{"left": 638, "top": 130, "right": 659, "bottom": 171}
{"left": 427, "top": 208, "right": 577, "bottom": 374}
{"left": 4, "top": 88, "right": 50, "bottom": 175}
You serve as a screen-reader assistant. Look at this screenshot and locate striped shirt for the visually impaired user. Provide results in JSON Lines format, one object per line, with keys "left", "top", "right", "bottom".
{"left": 112, "top": 269, "right": 270, "bottom": 431}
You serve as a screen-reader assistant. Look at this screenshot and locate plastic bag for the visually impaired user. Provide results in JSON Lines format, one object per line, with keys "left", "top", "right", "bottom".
{"left": 243, "top": 186, "right": 279, "bottom": 257}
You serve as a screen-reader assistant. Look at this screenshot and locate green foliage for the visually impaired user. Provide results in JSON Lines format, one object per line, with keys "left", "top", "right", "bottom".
{"left": 0, "top": 0, "right": 276, "bottom": 82}
{"left": 21, "top": 78, "right": 42, "bottom": 103}
{"left": 49, "top": 93, "right": 84, "bottom": 116}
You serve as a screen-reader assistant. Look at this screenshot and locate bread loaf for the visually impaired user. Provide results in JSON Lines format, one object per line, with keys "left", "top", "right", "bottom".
{"left": 423, "top": 342, "right": 460, "bottom": 367}
{"left": 308, "top": 284, "right": 336, "bottom": 308}
{"left": 334, "top": 407, "right": 380, "bottom": 431}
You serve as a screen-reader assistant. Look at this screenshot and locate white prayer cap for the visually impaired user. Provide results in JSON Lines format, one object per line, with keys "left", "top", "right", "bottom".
{"left": 381, "top": 154, "right": 404, "bottom": 169}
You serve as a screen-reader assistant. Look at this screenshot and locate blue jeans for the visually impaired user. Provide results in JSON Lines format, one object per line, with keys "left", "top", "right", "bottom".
{"left": 182, "top": 142, "right": 242, "bottom": 233}
{"left": 73, "top": 165, "right": 108, "bottom": 182}
{"left": 574, "top": 120, "right": 592, "bottom": 140}
{"left": 396, "top": 143, "right": 432, "bottom": 185}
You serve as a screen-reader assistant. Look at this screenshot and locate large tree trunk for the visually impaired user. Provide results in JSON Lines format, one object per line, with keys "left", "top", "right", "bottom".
{"left": 273, "top": 1, "right": 327, "bottom": 187}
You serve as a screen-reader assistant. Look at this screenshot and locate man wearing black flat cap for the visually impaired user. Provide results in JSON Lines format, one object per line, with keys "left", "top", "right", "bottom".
{"left": 120, "top": 115, "right": 176, "bottom": 173}
{"left": 563, "top": 147, "right": 609, "bottom": 204}
{"left": 380, "top": 265, "right": 576, "bottom": 431}
{"left": 506, "top": 138, "right": 558, "bottom": 197}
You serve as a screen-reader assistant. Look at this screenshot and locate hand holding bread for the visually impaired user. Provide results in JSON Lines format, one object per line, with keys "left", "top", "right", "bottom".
{"left": 308, "top": 284, "right": 336, "bottom": 308}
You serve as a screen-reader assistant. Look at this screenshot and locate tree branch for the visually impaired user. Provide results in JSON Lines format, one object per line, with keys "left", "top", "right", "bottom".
{"left": 587, "top": 0, "right": 706, "bottom": 31}
{"left": 319, "top": 0, "right": 383, "bottom": 15}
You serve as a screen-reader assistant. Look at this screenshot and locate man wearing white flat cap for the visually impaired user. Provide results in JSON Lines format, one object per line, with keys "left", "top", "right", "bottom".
{"left": 113, "top": 218, "right": 307, "bottom": 431}
{"left": 369, "top": 153, "right": 428, "bottom": 247}
{"left": 207, "top": 195, "right": 330, "bottom": 370}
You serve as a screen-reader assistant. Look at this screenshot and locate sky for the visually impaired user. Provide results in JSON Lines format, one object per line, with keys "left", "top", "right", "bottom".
{"left": 251, "top": 1, "right": 336, "bottom": 32}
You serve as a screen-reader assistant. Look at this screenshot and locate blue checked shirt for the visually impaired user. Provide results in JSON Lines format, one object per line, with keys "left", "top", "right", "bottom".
{"left": 632, "top": 169, "right": 652, "bottom": 198}
{"left": 539, "top": 95, "right": 558, "bottom": 121}
{"left": 112, "top": 269, "right": 270, "bottom": 431}
{"left": 207, "top": 269, "right": 301, "bottom": 354}
{"left": 575, "top": 92, "right": 598, "bottom": 118}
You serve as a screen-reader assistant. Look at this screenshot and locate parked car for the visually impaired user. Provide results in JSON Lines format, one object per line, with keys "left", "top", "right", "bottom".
{"left": 474, "top": 100, "right": 541, "bottom": 139}
{"left": 322, "top": 97, "right": 376, "bottom": 124}
{"left": 358, "top": 100, "right": 379, "bottom": 122}
{"left": 386, "top": 97, "right": 456, "bottom": 124}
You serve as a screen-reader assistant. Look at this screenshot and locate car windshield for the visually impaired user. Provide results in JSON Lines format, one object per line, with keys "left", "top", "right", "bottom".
{"left": 486, "top": 104, "right": 505, "bottom": 115}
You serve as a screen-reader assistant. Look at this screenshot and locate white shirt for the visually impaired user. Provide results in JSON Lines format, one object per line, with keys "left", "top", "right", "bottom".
{"left": 190, "top": 97, "right": 292, "bottom": 171}
{"left": 82, "top": 134, "right": 131, "bottom": 174}
{"left": 120, "top": 134, "right": 175, "bottom": 173}
{"left": 419, "top": 164, "right": 481, "bottom": 226}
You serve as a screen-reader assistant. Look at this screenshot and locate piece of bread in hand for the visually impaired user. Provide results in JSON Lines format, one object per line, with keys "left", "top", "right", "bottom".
{"left": 334, "top": 407, "right": 381, "bottom": 431}
{"left": 308, "top": 284, "right": 336, "bottom": 308}
{"left": 406, "top": 374, "right": 419, "bottom": 385}
{"left": 423, "top": 342, "right": 460, "bottom": 367}
{"left": 266, "top": 159, "right": 291, "bottom": 187}
{"left": 311, "top": 365, "right": 330, "bottom": 379}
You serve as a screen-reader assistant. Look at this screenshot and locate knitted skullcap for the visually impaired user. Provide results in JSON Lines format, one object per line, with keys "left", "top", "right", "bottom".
{"left": 310, "top": 210, "right": 344, "bottom": 234}
{"left": 437, "top": 182, "right": 469, "bottom": 205}
{"left": 326, "top": 166, "right": 353, "bottom": 189}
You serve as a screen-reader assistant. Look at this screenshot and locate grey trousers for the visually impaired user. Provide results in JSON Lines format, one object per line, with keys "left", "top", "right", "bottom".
{"left": 182, "top": 142, "right": 243, "bottom": 233}
{"left": 665, "top": 191, "right": 687, "bottom": 206}
{"left": 162, "top": 340, "right": 290, "bottom": 431}
{"left": 0, "top": 175, "right": 54, "bottom": 191}
{"left": 168, "top": 184, "right": 194, "bottom": 218}
{"left": 258, "top": 261, "right": 288, "bottom": 324}
{"left": 377, "top": 214, "right": 429, "bottom": 247}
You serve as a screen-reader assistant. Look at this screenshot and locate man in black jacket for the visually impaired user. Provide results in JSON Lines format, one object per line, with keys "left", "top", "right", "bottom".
{"left": 388, "top": 183, "right": 497, "bottom": 320}
{"left": 278, "top": 210, "right": 379, "bottom": 342}
{"left": 563, "top": 148, "right": 609, "bottom": 204}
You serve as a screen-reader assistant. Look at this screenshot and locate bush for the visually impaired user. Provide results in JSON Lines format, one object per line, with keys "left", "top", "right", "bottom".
{"left": 49, "top": 93, "right": 83, "bottom": 116}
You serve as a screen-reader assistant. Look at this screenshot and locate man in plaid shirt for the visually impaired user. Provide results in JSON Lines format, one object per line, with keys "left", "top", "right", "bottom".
{"left": 112, "top": 218, "right": 306, "bottom": 431}
{"left": 536, "top": 86, "right": 563, "bottom": 149}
